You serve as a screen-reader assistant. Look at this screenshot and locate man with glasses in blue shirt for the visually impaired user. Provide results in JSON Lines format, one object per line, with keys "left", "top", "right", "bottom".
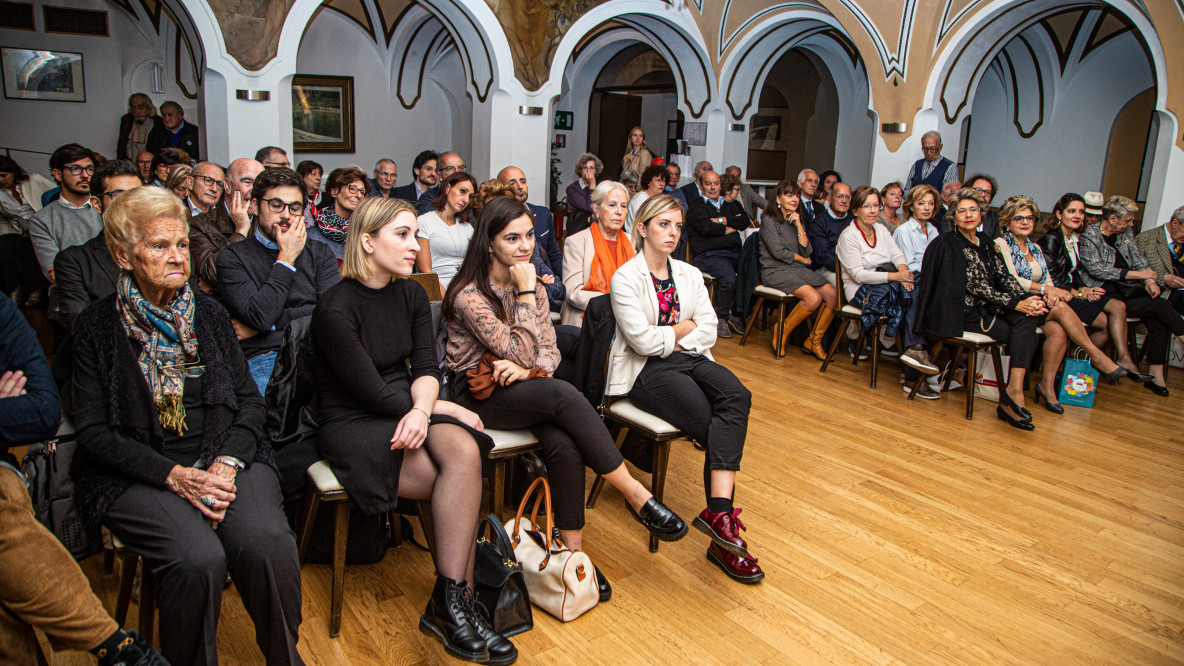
{"left": 28, "top": 144, "right": 102, "bottom": 283}
{"left": 217, "top": 167, "right": 340, "bottom": 394}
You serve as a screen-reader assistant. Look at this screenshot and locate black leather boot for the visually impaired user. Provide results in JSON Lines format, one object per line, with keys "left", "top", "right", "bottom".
{"left": 419, "top": 576, "right": 490, "bottom": 663}
{"left": 468, "top": 594, "right": 519, "bottom": 665}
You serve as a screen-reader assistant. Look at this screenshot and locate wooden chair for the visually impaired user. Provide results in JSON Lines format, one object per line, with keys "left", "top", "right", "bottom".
{"left": 586, "top": 398, "right": 684, "bottom": 553}
{"left": 819, "top": 259, "right": 889, "bottom": 387}
{"left": 905, "top": 332, "right": 1007, "bottom": 419}
{"left": 485, "top": 429, "right": 543, "bottom": 521}
{"left": 738, "top": 283, "right": 798, "bottom": 359}
{"left": 112, "top": 536, "right": 157, "bottom": 645}
{"left": 295, "top": 461, "right": 436, "bottom": 638}
{"left": 409, "top": 272, "right": 443, "bottom": 301}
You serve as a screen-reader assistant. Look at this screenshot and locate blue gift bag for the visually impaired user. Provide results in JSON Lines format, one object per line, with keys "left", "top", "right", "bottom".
{"left": 1057, "top": 356, "right": 1099, "bottom": 408}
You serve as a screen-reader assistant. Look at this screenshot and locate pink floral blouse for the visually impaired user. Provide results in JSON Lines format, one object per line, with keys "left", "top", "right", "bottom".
{"left": 444, "top": 282, "right": 559, "bottom": 375}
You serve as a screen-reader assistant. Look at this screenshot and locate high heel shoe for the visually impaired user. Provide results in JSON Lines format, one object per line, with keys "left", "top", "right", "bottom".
{"left": 997, "top": 405, "right": 1035, "bottom": 431}
{"left": 1096, "top": 364, "right": 1128, "bottom": 385}
{"left": 1121, "top": 366, "right": 1154, "bottom": 383}
{"left": 1033, "top": 385, "right": 1064, "bottom": 414}
{"left": 998, "top": 390, "right": 1032, "bottom": 422}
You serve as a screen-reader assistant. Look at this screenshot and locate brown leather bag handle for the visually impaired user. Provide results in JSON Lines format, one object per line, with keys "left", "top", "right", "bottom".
{"left": 511, "top": 477, "right": 559, "bottom": 570}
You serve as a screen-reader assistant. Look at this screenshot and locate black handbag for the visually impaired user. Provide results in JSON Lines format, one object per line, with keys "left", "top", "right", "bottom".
{"left": 21, "top": 422, "right": 102, "bottom": 560}
{"left": 473, "top": 513, "right": 533, "bottom": 637}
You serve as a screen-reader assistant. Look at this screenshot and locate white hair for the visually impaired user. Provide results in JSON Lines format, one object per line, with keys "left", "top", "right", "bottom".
{"left": 921, "top": 130, "right": 942, "bottom": 144}
{"left": 797, "top": 169, "right": 817, "bottom": 181}
{"left": 590, "top": 180, "right": 629, "bottom": 208}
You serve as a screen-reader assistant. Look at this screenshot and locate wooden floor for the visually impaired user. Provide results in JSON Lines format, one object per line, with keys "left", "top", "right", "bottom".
{"left": 47, "top": 324, "right": 1184, "bottom": 665}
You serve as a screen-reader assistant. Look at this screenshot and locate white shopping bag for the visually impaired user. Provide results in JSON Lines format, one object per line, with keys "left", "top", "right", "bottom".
{"left": 972, "top": 350, "right": 1010, "bottom": 402}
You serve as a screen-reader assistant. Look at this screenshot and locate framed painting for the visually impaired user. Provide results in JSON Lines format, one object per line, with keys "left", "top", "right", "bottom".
{"left": 748, "top": 109, "right": 789, "bottom": 152}
{"left": 292, "top": 74, "right": 354, "bottom": 153}
{"left": 1, "top": 47, "right": 85, "bottom": 102}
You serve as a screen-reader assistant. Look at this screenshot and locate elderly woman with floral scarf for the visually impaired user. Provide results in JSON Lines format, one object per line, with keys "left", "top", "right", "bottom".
{"left": 992, "top": 195, "right": 1136, "bottom": 414}
{"left": 71, "top": 186, "right": 303, "bottom": 666}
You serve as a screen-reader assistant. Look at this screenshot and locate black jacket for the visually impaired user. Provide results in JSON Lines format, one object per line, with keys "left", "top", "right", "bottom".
{"left": 1037, "top": 230, "right": 1077, "bottom": 290}
{"left": 116, "top": 113, "right": 164, "bottom": 160}
{"left": 146, "top": 120, "right": 201, "bottom": 160}
{"left": 390, "top": 183, "right": 422, "bottom": 204}
{"left": 71, "top": 292, "right": 274, "bottom": 524}
{"left": 686, "top": 196, "right": 745, "bottom": 257}
{"left": 52, "top": 233, "right": 119, "bottom": 334}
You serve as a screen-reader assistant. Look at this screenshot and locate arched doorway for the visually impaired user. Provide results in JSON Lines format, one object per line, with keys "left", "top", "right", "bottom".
{"left": 746, "top": 48, "right": 841, "bottom": 182}
{"left": 587, "top": 45, "right": 676, "bottom": 181}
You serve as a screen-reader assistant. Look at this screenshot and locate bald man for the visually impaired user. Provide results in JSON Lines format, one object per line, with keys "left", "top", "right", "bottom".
{"left": 498, "top": 165, "right": 561, "bottom": 276}
{"left": 189, "top": 157, "right": 264, "bottom": 290}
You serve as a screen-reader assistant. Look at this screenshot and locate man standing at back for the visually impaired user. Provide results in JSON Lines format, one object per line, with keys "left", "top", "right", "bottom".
{"left": 369, "top": 158, "right": 397, "bottom": 198}
{"left": 499, "top": 165, "right": 562, "bottom": 276}
{"left": 903, "top": 131, "right": 957, "bottom": 192}
{"left": 392, "top": 150, "right": 438, "bottom": 203}
{"left": 217, "top": 167, "right": 340, "bottom": 394}
{"left": 416, "top": 151, "right": 465, "bottom": 214}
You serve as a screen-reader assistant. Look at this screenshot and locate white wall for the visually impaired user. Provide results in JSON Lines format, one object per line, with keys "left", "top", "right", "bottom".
{"left": 293, "top": 10, "right": 471, "bottom": 179}
{"left": 963, "top": 29, "right": 1153, "bottom": 210}
{"left": 0, "top": 0, "right": 198, "bottom": 176}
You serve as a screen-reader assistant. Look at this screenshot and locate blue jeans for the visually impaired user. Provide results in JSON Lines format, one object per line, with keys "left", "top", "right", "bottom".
{"left": 247, "top": 351, "right": 278, "bottom": 397}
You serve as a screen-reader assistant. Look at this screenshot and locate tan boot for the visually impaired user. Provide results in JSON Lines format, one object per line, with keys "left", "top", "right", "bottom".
{"left": 777, "top": 303, "right": 815, "bottom": 352}
{"left": 806, "top": 306, "right": 834, "bottom": 360}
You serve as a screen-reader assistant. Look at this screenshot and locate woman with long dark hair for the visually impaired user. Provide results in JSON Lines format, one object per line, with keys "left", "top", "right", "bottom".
{"left": 415, "top": 171, "right": 477, "bottom": 289}
{"left": 443, "top": 196, "right": 687, "bottom": 601}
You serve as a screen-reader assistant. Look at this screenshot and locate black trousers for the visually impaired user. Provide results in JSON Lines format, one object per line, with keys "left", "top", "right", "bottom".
{"left": 627, "top": 353, "right": 750, "bottom": 503}
{"left": 454, "top": 377, "right": 623, "bottom": 530}
{"left": 1169, "top": 289, "right": 1184, "bottom": 316}
{"left": 965, "top": 308, "right": 1039, "bottom": 370}
{"left": 105, "top": 465, "right": 303, "bottom": 666}
{"left": 693, "top": 250, "right": 738, "bottom": 317}
{"left": 0, "top": 234, "right": 47, "bottom": 295}
{"left": 1123, "top": 294, "right": 1184, "bottom": 364}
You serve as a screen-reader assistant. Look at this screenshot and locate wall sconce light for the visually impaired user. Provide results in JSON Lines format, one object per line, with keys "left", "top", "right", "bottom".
{"left": 518, "top": 106, "right": 543, "bottom": 116}
{"left": 235, "top": 90, "right": 271, "bottom": 101}
{"left": 151, "top": 62, "right": 165, "bottom": 94}
{"left": 728, "top": 123, "right": 745, "bottom": 132}
{"left": 881, "top": 123, "right": 908, "bottom": 133}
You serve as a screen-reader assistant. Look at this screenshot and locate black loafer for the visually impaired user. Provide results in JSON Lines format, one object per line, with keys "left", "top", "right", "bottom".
{"left": 997, "top": 405, "right": 1035, "bottom": 431}
{"left": 1144, "top": 380, "right": 1170, "bottom": 397}
{"left": 627, "top": 497, "right": 689, "bottom": 541}
{"left": 595, "top": 567, "right": 611, "bottom": 603}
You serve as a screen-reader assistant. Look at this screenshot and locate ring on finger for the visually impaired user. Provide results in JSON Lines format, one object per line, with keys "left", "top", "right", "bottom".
{"left": 200, "top": 496, "right": 216, "bottom": 507}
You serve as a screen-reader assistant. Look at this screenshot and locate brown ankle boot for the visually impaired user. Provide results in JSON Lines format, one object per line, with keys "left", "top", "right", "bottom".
{"left": 807, "top": 306, "right": 834, "bottom": 360}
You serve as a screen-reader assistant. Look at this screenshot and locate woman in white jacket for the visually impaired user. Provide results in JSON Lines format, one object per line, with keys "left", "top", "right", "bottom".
{"left": 606, "top": 194, "right": 763, "bottom": 585}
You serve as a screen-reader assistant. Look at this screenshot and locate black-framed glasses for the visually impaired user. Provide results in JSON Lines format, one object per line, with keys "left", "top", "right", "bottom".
{"left": 344, "top": 184, "right": 366, "bottom": 196}
{"left": 263, "top": 160, "right": 290, "bottom": 168}
{"left": 65, "top": 164, "right": 95, "bottom": 176}
{"left": 262, "top": 198, "right": 304, "bottom": 215}
{"left": 102, "top": 189, "right": 128, "bottom": 200}
{"left": 194, "top": 175, "right": 224, "bottom": 190}
{"left": 1012, "top": 214, "right": 1035, "bottom": 223}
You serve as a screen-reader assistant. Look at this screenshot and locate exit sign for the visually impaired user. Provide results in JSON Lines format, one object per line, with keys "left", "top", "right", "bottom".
{"left": 554, "top": 111, "right": 574, "bottom": 130}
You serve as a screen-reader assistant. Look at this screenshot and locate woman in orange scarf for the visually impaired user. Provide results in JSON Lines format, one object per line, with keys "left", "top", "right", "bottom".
{"left": 561, "top": 181, "right": 634, "bottom": 325}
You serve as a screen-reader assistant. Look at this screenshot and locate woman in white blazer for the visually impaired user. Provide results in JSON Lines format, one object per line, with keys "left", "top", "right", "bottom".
{"left": 560, "top": 181, "right": 633, "bottom": 325}
{"left": 606, "top": 194, "right": 764, "bottom": 585}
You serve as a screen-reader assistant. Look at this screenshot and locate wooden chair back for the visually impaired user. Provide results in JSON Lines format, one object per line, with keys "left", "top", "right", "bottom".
{"left": 409, "top": 273, "right": 443, "bottom": 301}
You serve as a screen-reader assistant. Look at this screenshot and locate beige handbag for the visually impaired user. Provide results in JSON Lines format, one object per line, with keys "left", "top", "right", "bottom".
{"left": 504, "top": 477, "right": 598, "bottom": 622}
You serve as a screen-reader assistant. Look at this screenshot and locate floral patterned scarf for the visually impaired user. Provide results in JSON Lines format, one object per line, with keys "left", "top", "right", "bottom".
{"left": 1002, "top": 232, "right": 1047, "bottom": 282}
{"left": 314, "top": 207, "right": 349, "bottom": 243}
{"left": 116, "top": 273, "right": 199, "bottom": 435}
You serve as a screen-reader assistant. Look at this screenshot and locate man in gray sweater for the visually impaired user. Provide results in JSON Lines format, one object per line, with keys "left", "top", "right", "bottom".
{"left": 27, "top": 144, "right": 102, "bottom": 282}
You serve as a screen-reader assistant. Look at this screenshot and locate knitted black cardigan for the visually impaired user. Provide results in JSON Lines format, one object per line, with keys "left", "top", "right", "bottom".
{"left": 70, "top": 291, "right": 276, "bottom": 524}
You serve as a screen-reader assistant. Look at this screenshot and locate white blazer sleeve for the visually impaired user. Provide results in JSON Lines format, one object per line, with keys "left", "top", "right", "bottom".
{"left": 610, "top": 267, "right": 676, "bottom": 358}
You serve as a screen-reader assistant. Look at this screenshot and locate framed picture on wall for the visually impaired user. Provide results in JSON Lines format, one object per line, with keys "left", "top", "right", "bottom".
{"left": 749, "top": 109, "right": 789, "bottom": 152}
{"left": 292, "top": 74, "right": 355, "bottom": 153}
{"left": 1, "top": 47, "right": 85, "bottom": 102}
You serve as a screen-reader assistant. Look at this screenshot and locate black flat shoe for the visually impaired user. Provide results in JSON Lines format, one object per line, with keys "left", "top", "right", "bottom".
{"left": 998, "top": 390, "right": 1032, "bottom": 422}
{"left": 1033, "top": 385, "right": 1064, "bottom": 414}
{"left": 627, "top": 497, "right": 689, "bottom": 541}
{"left": 595, "top": 567, "right": 611, "bottom": 603}
{"left": 1123, "top": 368, "right": 1154, "bottom": 383}
{"left": 997, "top": 405, "right": 1035, "bottom": 431}
{"left": 1144, "top": 380, "right": 1170, "bottom": 397}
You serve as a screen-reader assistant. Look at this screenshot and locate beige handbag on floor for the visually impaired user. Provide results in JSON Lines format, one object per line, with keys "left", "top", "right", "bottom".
{"left": 504, "top": 477, "right": 598, "bottom": 622}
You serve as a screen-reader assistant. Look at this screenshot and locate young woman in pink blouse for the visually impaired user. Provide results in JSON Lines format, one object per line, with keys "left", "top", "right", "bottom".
{"left": 442, "top": 197, "right": 686, "bottom": 602}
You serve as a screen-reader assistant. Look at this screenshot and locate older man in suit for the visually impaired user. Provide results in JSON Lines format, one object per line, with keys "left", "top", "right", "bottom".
{"left": 1136, "top": 204, "right": 1184, "bottom": 315}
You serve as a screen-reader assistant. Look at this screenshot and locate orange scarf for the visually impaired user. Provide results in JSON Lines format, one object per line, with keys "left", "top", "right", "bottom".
{"left": 583, "top": 223, "right": 634, "bottom": 293}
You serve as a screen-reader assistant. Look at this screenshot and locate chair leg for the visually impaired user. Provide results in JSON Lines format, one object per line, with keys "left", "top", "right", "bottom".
{"left": 739, "top": 297, "right": 764, "bottom": 347}
{"left": 943, "top": 347, "right": 961, "bottom": 392}
{"left": 296, "top": 486, "right": 320, "bottom": 563}
{"left": 416, "top": 500, "right": 436, "bottom": 556}
{"left": 648, "top": 440, "right": 672, "bottom": 554}
{"left": 868, "top": 321, "right": 882, "bottom": 388}
{"left": 102, "top": 546, "right": 115, "bottom": 575}
{"left": 114, "top": 552, "right": 136, "bottom": 626}
{"left": 820, "top": 319, "right": 849, "bottom": 373}
{"left": 140, "top": 566, "right": 156, "bottom": 643}
{"left": 774, "top": 300, "right": 787, "bottom": 360}
{"left": 990, "top": 346, "right": 1008, "bottom": 419}
{"left": 490, "top": 460, "right": 506, "bottom": 521}
{"left": 587, "top": 427, "right": 628, "bottom": 509}
{"left": 330, "top": 500, "right": 350, "bottom": 638}
{"left": 965, "top": 347, "right": 978, "bottom": 420}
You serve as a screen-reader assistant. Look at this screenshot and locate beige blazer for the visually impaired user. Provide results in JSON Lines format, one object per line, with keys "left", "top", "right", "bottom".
{"left": 605, "top": 253, "right": 716, "bottom": 396}
{"left": 560, "top": 227, "right": 602, "bottom": 326}
{"left": 621, "top": 148, "right": 653, "bottom": 176}
{"left": 1135, "top": 225, "right": 1175, "bottom": 295}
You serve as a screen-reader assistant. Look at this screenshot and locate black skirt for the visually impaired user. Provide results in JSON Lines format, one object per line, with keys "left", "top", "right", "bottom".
{"left": 317, "top": 375, "right": 492, "bottom": 514}
{"left": 1067, "top": 292, "right": 1110, "bottom": 327}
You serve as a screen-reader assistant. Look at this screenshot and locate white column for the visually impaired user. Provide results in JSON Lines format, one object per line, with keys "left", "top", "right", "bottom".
{"left": 201, "top": 67, "right": 295, "bottom": 166}
{"left": 1141, "top": 111, "right": 1184, "bottom": 227}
